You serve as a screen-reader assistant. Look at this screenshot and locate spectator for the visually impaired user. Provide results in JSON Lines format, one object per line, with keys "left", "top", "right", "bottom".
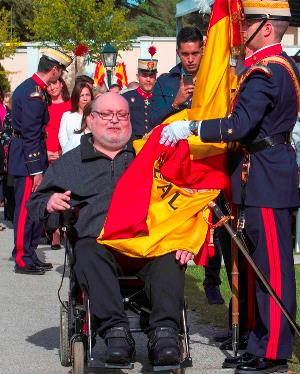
{"left": 58, "top": 82, "right": 93, "bottom": 154}
{"left": 75, "top": 74, "right": 94, "bottom": 89}
{"left": 46, "top": 77, "right": 71, "bottom": 249}
{"left": 109, "top": 83, "right": 121, "bottom": 93}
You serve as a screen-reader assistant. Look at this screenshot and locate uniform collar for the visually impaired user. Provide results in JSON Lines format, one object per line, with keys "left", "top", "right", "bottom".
{"left": 32, "top": 73, "right": 48, "bottom": 90}
{"left": 137, "top": 87, "right": 153, "bottom": 99}
{"left": 244, "top": 43, "right": 283, "bottom": 68}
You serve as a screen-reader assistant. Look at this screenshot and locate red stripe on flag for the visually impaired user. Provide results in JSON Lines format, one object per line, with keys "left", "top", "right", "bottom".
{"left": 15, "top": 177, "right": 33, "bottom": 267}
{"left": 208, "top": 0, "right": 229, "bottom": 29}
{"left": 262, "top": 208, "right": 282, "bottom": 359}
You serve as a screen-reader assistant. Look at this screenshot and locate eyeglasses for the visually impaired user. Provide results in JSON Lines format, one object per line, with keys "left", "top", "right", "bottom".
{"left": 92, "top": 111, "right": 130, "bottom": 121}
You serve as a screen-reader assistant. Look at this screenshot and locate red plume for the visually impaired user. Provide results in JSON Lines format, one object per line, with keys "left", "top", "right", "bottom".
{"left": 74, "top": 44, "right": 89, "bottom": 57}
{"left": 148, "top": 45, "right": 157, "bottom": 58}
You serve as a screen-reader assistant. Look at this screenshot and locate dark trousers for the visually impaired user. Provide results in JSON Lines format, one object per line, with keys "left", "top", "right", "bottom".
{"left": 244, "top": 207, "right": 296, "bottom": 360}
{"left": 74, "top": 238, "right": 185, "bottom": 336}
{"left": 12, "top": 176, "right": 44, "bottom": 267}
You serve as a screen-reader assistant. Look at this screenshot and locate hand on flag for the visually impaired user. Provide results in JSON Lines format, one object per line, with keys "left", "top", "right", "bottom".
{"left": 176, "top": 249, "right": 194, "bottom": 265}
{"left": 159, "top": 121, "right": 192, "bottom": 147}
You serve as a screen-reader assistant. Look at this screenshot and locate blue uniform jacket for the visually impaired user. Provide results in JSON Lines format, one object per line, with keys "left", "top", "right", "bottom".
{"left": 201, "top": 53, "right": 300, "bottom": 208}
{"left": 122, "top": 89, "right": 154, "bottom": 138}
{"left": 8, "top": 77, "right": 49, "bottom": 176}
{"left": 150, "top": 63, "right": 191, "bottom": 126}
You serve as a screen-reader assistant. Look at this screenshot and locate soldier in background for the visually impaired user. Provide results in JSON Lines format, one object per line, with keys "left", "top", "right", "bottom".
{"left": 9, "top": 48, "right": 72, "bottom": 275}
{"left": 122, "top": 59, "right": 157, "bottom": 138}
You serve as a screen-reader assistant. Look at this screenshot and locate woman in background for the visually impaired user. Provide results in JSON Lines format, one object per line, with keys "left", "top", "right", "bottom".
{"left": 46, "top": 77, "right": 70, "bottom": 249}
{"left": 59, "top": 82, "right": 93, "bottom": 154}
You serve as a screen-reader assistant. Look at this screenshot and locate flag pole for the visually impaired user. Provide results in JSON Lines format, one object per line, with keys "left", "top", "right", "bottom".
{"left": 207, "top": 200, "right": 300, "bottom": 337}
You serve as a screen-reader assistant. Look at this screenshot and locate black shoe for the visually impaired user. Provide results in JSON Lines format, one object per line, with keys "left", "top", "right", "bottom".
{"left": 235, "top": 357, "right": 288, "bottom": 373}
{"left": 14, "top": 264, "right": 45, "bottom": 275}
{"left": 223, "top": 352, "right": 257, "bottom": 369}
{"left": 220, "top": 334, "right": 248, "bottom": 351}
{"left": 104, "top": 326, "right": 135, "bottom": 365}
{"left": 148, "top": 327, "right": 180, "bottom": 366}
{"left": 33, "top": 259, "right": 53, "bottom": 271}
{"left": 51, "top": 244, "right": 61, "bottom": 250}
{"left": 204, "top": 285, "right": 225, "bottom": 304}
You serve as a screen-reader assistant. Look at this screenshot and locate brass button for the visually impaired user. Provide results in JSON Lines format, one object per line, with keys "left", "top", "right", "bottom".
{"left": 227, "top": 129, "right": 233, "bottom": 134}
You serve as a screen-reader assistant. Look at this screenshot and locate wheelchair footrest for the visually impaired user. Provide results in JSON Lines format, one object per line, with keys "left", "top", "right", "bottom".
{"left": 87, "top": 357, "right": 134, "bottom": 370}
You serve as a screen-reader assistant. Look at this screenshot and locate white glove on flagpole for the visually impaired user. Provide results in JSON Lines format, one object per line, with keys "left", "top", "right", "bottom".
{"left": 159, "top": 121, "right": 192, "bottom": 147}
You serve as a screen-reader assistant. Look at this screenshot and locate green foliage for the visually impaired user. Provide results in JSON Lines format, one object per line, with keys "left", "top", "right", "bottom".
{"left": 131, "top": 0, "right": 178, "bottom": 37}
{"left": 0, "top": 62, "right": 11, "bottom": 92}
{"left": 0, "top": 7, "right": 19, "bottom": 59}
{"left": 28, "top": 0, "right": 136, "bottom": 62}
{"left": 0, "top": 0, "right": 34, "bottom": 41}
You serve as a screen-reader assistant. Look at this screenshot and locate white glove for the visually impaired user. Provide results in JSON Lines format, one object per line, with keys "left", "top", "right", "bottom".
{"left": 159, "top": 120, "right": 192, "bottom": 147}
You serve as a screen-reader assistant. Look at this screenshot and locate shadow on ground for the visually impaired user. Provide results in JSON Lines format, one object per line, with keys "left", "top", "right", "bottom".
{"left": 27, "top": 326, "right": 59, "bottom": 350}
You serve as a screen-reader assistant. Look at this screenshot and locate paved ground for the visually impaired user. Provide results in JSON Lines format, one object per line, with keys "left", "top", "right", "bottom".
{"left": 0, "top": 208, "right": 236, "bottom": 374}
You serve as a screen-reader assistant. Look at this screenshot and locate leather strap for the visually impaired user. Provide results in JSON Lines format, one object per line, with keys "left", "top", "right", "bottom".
{"left": 245, "top": 133, "right": 290, "bottom": 154}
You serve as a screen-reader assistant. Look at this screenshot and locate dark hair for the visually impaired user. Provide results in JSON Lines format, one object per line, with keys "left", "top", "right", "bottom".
{"left": 47, "top": 77, "right": 70, "bottom": 105}
{"left": 109, "top": 83, "right": 121, "bottom": 91}
{"left": 0, "top": 87, "right": 4, "bottom": 102}
{"left": 177, "top": 27, "right": 203, "bottom": 49}
{"left": 75, "top": 75, "right": 94, "bottom": 86}
{"left": 74, "top": 101, "right": 93, "bottom": 134}
{"left": 71, "top": 82, "right": 94, "bottom": 113}
{"left": 37, "top": 55, "right": 61, "bottom": 73}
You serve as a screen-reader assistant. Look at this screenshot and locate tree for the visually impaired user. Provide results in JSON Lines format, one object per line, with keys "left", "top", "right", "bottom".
{"left": 28, "top": 0, "right": 136, "bottom": 62}
{"left": 0, "top": 7, "right": 19, "bottom": 59}
{"left": 0, "top": 62, "right": 11, "bottom": 92}
{"left": 0, "top": 0, "right": 34, "bottom": 41}
{"left": 130, "top": 0, "right": 178, "bottom": 37}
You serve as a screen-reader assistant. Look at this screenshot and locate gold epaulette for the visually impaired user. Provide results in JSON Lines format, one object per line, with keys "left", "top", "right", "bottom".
{"left": 242, "top": 64, "right": 273, "bottom": 82}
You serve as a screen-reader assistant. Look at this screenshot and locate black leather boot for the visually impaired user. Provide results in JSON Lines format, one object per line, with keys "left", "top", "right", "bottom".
{"left": 223, "top": 352, "right": 257, "bottom": 368}
{"left": 104, "top": 326, "right": 135, "bottom": 365}
{"left": 148, "top": 327, "right": 180, "bottom": 366}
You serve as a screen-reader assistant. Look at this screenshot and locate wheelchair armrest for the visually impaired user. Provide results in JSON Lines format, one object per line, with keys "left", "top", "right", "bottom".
{"left": 59, "top": 207, "right": 79, "bottom": 229}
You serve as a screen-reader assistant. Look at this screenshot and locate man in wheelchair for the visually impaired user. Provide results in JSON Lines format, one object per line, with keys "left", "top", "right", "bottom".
{"left": 27, "top": 92, "right": 193, "bottom": 367}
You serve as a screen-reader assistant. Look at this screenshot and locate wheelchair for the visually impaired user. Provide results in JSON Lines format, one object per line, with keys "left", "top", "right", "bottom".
{"left": 58, "top": 208, "right": 193, "bottom": 374}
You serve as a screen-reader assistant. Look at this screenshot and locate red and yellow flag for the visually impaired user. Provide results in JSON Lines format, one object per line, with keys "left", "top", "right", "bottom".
{"left": 115, "top": 62, "right": 128, "bottom": 88}
{"left": 93, "top": 61, "right": 106, "bottom": 87}
{"left": 98, "top": 0, "right": 243, "bottom": 263}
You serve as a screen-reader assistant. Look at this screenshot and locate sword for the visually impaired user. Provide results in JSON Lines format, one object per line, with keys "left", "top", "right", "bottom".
{"left": 207, "top": 201, "right": 300, "bottom": 337}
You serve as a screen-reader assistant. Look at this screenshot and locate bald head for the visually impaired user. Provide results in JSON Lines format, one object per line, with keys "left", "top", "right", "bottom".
{"left": 92, "top": 92, "right": 129, "bottom": 112}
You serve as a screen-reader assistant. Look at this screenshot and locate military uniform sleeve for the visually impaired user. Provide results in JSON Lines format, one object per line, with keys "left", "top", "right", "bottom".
{"left": 200, "top": 73, "right": 276, "bottom": 142}
{"left": 149, "top": 78, "right": 178, "bottom": 126}
{"left": 21, "top": 95, "right": 48, "bottom": 174}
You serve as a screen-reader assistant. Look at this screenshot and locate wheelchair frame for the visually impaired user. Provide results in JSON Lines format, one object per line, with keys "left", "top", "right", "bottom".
{"left": 58, "top": 226, "right": 193, "bottom": 374}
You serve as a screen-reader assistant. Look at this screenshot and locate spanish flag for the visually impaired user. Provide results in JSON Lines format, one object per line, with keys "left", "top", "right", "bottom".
{"left": 93, "top": 61, "right": 106, "bottom": 87}
{"left": 98, "top": 0, "right": 243, "bottom": 263}
{"left": 115, "top": 62, "right": 128, "bottom": 88}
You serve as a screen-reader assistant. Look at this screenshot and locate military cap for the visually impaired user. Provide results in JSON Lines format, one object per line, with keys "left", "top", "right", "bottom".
{"left": 42, "top": 48, "right": 73, "bottom": 71}
{"left": 243, "top": 0, "right": 291, "bottom": 21}
{"left": 138, "top": 59, "right": 158, "bottom": 74}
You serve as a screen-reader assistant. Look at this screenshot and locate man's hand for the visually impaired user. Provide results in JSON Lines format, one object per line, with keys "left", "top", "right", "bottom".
{"left": 32, "top": 174, "right": 43, "bottom": 192}
{"left": 160, "top": 120, "right": 191, "bottom": 147}
{"left": 46, "top": 190, "right": 71, "bottom": 213}
{"left": 176, "top": 250, "right": 194, "bottom": 265}
{"left": 172, "top": 77, "right": 194, "bottom": 108}
{"left": 47, "top": 151, "right": 60, "bottom": 162}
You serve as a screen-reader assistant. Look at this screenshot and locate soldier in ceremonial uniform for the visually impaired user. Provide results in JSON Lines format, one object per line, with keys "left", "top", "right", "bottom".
{"left": 160, "top": 1, "right": 299, "bottom": 373}
{"left": 122, "top": 59, "right": 157, "bottom": 138}
{"left": 9, "top": 48, "right": 72, "bottom": 275}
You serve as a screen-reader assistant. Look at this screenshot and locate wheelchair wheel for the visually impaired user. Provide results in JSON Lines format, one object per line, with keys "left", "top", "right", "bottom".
{"left": 72, "top": 340, "right": 85, "bottom": 374}
{"left": 60, "top": 301, "right": 71, "bottom": 366}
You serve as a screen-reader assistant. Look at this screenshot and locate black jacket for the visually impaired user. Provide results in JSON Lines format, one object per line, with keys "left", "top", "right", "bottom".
{"left": 27, "top": 133, "right": 135, "bottom": 238}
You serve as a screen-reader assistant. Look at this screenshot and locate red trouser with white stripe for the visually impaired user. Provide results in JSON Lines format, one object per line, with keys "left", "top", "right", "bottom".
{"left": 244, "top": 206, "right": 296, "bottom": 360}
{"left": 12, "top": 176, "right": 44, "bottom": 267}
